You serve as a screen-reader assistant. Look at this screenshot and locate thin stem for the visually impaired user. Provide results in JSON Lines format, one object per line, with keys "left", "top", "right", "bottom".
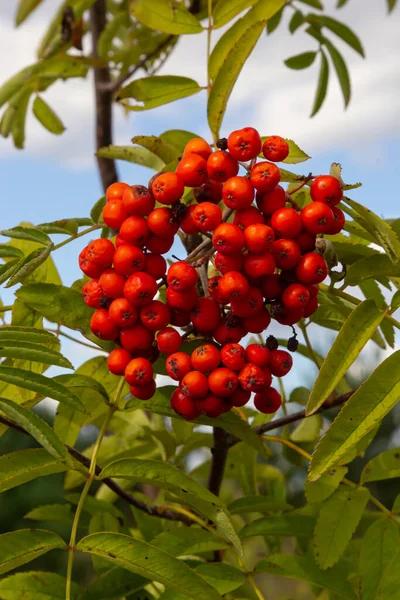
{"left": 157, "top": 505, "right": 215, "bottom": 534}
{"left": 287, "top": 173, "right": 313, "bottom": 196}
{"left": 47, "top": 329, "right": 104, "bottom": 351}
{"left": 299, "top": 320, "right": 321, "bottom": 369}
{"left": 0, "top": 305, "right": 12, "bottom": 313}
{"left": 262, "top": 434, "right": 312, "bottom": 461}
{"left": 53, "top": 225, "right": 101, "bottom": 251}
{"left": 247, "top": 574, "right": 265, "bottom": 600}
{"left": 65, "top": 377, "right": 124, "bottom": 599}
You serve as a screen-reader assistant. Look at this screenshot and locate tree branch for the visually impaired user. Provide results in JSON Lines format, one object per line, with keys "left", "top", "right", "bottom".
{"left": 90, "top": 0, "right": 118, "bottom": 191}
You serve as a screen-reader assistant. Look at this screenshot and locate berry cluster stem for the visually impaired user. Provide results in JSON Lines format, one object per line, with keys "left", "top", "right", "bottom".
{"left": 65, "top": 377, "right": 124, "bottom": 600}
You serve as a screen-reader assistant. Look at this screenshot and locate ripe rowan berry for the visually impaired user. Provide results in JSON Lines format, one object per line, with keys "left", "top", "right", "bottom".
{"left": 166, "top": 287, "right": 199, "bottom": 310}
{"left": 120, "top": 323, "right": 154, "bottom": 351}
{"left": 261, "top": 274, "right": 283, "bottom": 301}
{"left": 166, "top": 352, "right": 192, "bottom": 381}
{"left": 310, "top": 175, "right": 343, "bottom": 206}
{"left": 301, "top": 201, "right": 334, "bottom": 235}
{"left": 90, "top": 309, "right": 119, "bottom": 340}
{"left": 238, "top": 363, "right": 266, "bottom": 392}
{"left": 272, "top": 238, "right": 301, "bottom": 270}
{"left": 152, "top": 172, "right": 185, "bottom": 205}
{"left": 119, "top": 216, "right": 149, "bottom": 247}
{"left": 130, "top": 380, "right": 156, "bottom": 400}
{"left": 125, "top": 357, "right": 154, "bottom": 386}
{"left": 222, "top": 176, "right": 254, "bottom": 210}
{"left": 167, "top": 261, "right": 198, "bottom": 292}
{"left": 212, "top": 223, "right": 245, "bottom": 255}
{"left": 196, "top": 393, "right": 227, "bottom": 418}
{"left": 254, "top": 387, "right": 282, "bottom": 414}
{"left": 245, "top": 344, "right": 270, "bottom": 368}
{"left": 183, "top": 137, "right": 212, "bottom": 160}
{"left": 180, "top": 370, "right": 209, "bottom": 398}
{"left": 98, "top": 269, "right": 126, "bottom": 298}
{"left": 113, "top": 244, "right": 145, "bottom": 276}
{"left": 233, "top": 206, "right": 264, "bottom": 231}
{"left": 170, "top": 308, "right": 191, "bottom": 327}
{"left": 115, "top": 234, "right": 130, "bottom": 248}
{"left": 296, "top": 252, "right": 328, "bottom": 285}
{"left": 146, "top": 235, "right": 174, "bottom": 254}
{"left": 148, "top": 207, "right": 179, "bottom": 239}
{"left": 192, "top": 202, "right": 222, "bottom": 232}
{"left": 215, "top": 251, "right": 244, "bottom": 275}
{"left": 140, "top": 300, "right": 171, "bottom": 331}
{"left": 87, "top": 238, "right": 115, "bottom": 268}
{"left": 106, "top": 182, "right": 129, "bottom": 202}
{"left": 103, "top": 200, "right": 128, "bottom": 230}
{"left": 191, "top": 344, "right": 221, "bottom": 373}
{"left": 213, "top": 316, "right": 246, "bottom": 345}
{"left": 144, "top": 254, "right": 167, "bottom": 280}
{"left": 326, "top": 206, "right": 345, "bottom": 235}
{"left": 108, "top": 348, "right": 132, "bottom": 375}
{"left": 269, "top": 349, "right": 293, "bottom": 376}
{"left": 296, "top": 231, "right": 316, "bottom": 254}
{"left": 156, "top": 327, "right": 181, "bottom": 354}
{"left": 124, "top": 272, "right": 158, "bottom": 306}
{"left": 273, "top": 304, "right": 305, "bottom": 326}
{"left": 109, "top": 297, "right": 138, "bottom": 328}
{"left": 190, "top": 297, "right": 221, "bottom": 333}
{"left": 227, "top": 127, "right": 262, "bottom": 161}
{"left": 244, "top": 223, "right": 275, "bottom": 253}
{"left": 208, "top": 275, "right": 226, "bottom": 304}
{"left": 218, "top": 271, "right": 250, "bottom": 301}
{"left": 220, "top": 343, "right": 246, "bottom": 371}
{"left": 271, "top": 207, "right": 302, "bottom": 239}
{"left": 256, "top": 185, "right": 286, "bottom": 216}
{"left": 244, "top": 252, "right": 276, "bottom": 278}
{"left": 242, "top": 306, "right": 271, "bottom": 334}
{"left": 228, "top": 388, "right": 251, "bottom": 408}
{"left": 122, "top": 185, "right": 155, "bottom": 216}
{"left": 231, "top": 287, "right": 264, "bottom": 318}
{"left": 79, "top": 248, "right": 104, "bottom": 279}
{"left": 170, "top": 388, "right": 201, "bottom": 420}
{"left": 176, "top": 153, "right": 207, "bottom": 188}
{"left": 208, "top": 367, "right": 238, "bottom": 397}
{"left": 180, "top": 205, "right": 199, "bottom": 235}
{"left": 194, "top": 179, "right": 223, "bottom": 204}
{"left": 304, "top": 296, "right": 319, "bottom": 317}
{"left": 250, "top": 161, "right": 281, "bottom": 192}
{"left": 206, "top": 151, "right": 239, "bottom": 182}
{"left": 262, "top": 135, "right": 289, "bottom": 162}
{"left": 282, "top": 283, "right": 310, "bottom": 311}
{"left": 82, "top": 279, "right": 105, "bottom": 309}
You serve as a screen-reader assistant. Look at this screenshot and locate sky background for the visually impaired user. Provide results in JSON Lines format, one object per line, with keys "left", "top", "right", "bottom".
{"left": 0, "top": 0, "right": 399, "bottom": 391}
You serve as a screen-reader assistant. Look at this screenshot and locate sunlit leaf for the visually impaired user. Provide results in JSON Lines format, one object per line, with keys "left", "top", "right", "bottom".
{"left": 6, "top": 245, "right": 54, "bottom": 288}
{"left": 0, "top": 226, "right": 51, "bottom": 245}
{"left": 131, "top": 135, "right": 180, "bottom": 163}
{"left": 228, "top": 496, "right": 292, "bottom": 515}
{"left": 285, "top": 51, "right": 317, "bottom": 69}
{"left": 119, "top": 76, "right": 202, "bottom": 111}
{"left": 324, "top": 38, "right": 351, "bottom": 107}
{"left": 32, "top": 95, "right": 65, "bottom": 134}
{"left": 305, "top": 466, "right": 348, "bottom": 503}
{"left": 15, "top": 0, "right": 44, "bottom": 26}
{"left": 0, "top": 529, "right": 65, "bottom": 575}
{"left": 308, "top": 14, "right": 365, "bottom": 56}
{"left": 289, "top": 10, "right": 305, "bottom": 33}
{"left": 212, "top": 0, "right": 258, "bottom": 28}
{"left": 241, "top": 513, "right": 315, "bottom": 538}
{"left": 0, "top": 570, "right": 80, "bottom": 599}
{"left": 361, "top": 447, "right": 400, "bottom": 483}
{"left": 83, "top": 567, "right": 147, "bottom": 600}
{"left": 152, "top": 528, "right": 229, "bottom": 556}
{"left": 0, "top": 340, "right": 72, "bottom": 369}
{"left": 131, "top": 0, "right": 203, "bottom": 34}
{"left": 310, "top": 49, "right": 329, "bottom": 116}
{"left": 97, "top": 145, "right": 164, "bottom": 170}
{"left": 0, "top": 448, "right": 66, "bottom": 493}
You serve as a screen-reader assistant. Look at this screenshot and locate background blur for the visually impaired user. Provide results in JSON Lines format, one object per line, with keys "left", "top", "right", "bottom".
{"left": 0, "top": 0, "right": 400, "bottom": 596}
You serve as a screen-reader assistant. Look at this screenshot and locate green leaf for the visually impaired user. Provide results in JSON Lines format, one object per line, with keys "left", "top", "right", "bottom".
{"left": 240, "top": 513, "right": 316, "bottom": 538}
{"left": 0, "top": 529, "right": 65, "bottom": 576}
{"left": 290, "top": 415, "right": 321, "bottom": 442}
{"left": 132, "top": 135, "right": 180, "bottom": 163}
{"left": 228, "top": 496, "right": 292, "bottom": 515}
{"left": 188, "top": 564, "right": 245, "bottom": 595}
{"left": 344, "top": 197, "right": 400, "bottom": 263}
{"left": 15, "top": 0, "right": 43, "bottom": 25}
{"left": 266, "top": 6, "right": 284, "bottom": 33}
{"left": 0, "top": 448, "right": 66, "bottom": 493}
{"left": 159, "top": 129, "right": 198, "bottom": 152}
{"left": 391, "top": 289, "right": 400, "bottom": 312}
{"left": 307, "top": 300, "right": 385, "bottom": 415}
{"left": 6, "top": 245, "right": 54, "bottom": 288}
{"left": 255, "top": 553, "right": 356, "bottom": 598}
{"left": 309, "top": 350, "right": 400, "bottom": 480}
{"left": 0, "top": 398, "right": 67, "bottom": 458}
{"left": 90, "top": 197, "right": 106, "bottom": 224}
{"left": 36, "top": 218, "right": 84, "bottom": 235}
{"left": 305, "top": 466, "right": 348, "bottom": 503}
{"left": 212, "top": 0, "right": 258, "bottom": 28}
{"left": 0, "top": 226, "right": 51, "bottom": 245}
{"left": 0, "top": 261, "right": 23, "bottom": 286}
{"left": 289, "top": 10, "right": 305, "bottom": 33}
{"left": 0, "top": 571, "right": 80, "bottom": 600}
{"left": 387, "top": 0, "right": 398, "bottom": 12}
{"left": 361, "top": 447, "right": 400, "bottom": 483}
{"left": 324, "top": 38, "right": 351, "bottom": 107}
{"left": 83, "top": 567, "right": 147, "bottom": 600}
{"left": 25, "top": 504, "right": 73, "bottom": 522}
{"left": 308, "top": 14, "right": 365, "bottom": 56}
{"left": 311, "top": 49, "right": 329, "bottom": 116}
{"left": 285, "top": 51, "right": 317, "bottom": 69}
{"left": 314, "top": 486, "right": 370, "bottom": 569}
{"left": 97, "top": 145, "right": 164, "bottom": 171}
{"left": 77, "top": 532, "right": 223, "bottom": 600}
{"left": 359, "top": 519, "right": 400, "bottom": 600}
{"left": 32, "top": 95, "right": 65, "bottom": 134}
{"left": 346, "top": 255, "right": 400, "bottom": 286}
{"left": 0, "top": 367, "right": 85, "bottom": 412}
{"left": 299, "top": 0, "right": 324, "bottom": 7}
{"left": 0, "top": 246, "right": 23, "bottom": 258}
{"left": 11, "top": 88, "right": 32, "bottom": 149}
{"left": 208, "top": 0, "right": 286, "bottom": 137}
{"left": 289, "top": 386, "right": 310, "bottom": 405}
{"left": 0, "top": 326, "right": 56, "bottom": 345}
{"left": 152, "top": 528, "right": 229, "bottom": 556}
{"left": 119, "top": 76, "right": 202, "bottom": 111}
{"left": 131, "top": 0, "right": 203, "bottom": 34}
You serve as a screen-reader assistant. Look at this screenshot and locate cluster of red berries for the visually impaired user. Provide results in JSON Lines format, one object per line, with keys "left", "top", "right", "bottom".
{"left": 79, "top": 126, "right": 345, "bottom": 420}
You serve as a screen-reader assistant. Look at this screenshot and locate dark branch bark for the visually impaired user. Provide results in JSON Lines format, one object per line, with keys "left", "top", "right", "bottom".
{"left": 90, "top": 0, "right": 118, "bottom": 191}
{"left": 207, "top": 427, "right": 229, "bottom": 497}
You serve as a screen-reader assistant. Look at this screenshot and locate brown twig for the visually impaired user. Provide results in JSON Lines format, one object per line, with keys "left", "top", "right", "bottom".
{"left": 207, "top": 427, "right": 229, "bottom": 561}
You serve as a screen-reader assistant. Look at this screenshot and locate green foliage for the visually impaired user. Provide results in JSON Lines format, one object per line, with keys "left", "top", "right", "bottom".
{"left": 0, "top": 529, "right": 65, "bottom": 575}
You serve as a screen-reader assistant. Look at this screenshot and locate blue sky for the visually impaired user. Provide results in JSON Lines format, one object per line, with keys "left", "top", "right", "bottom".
{"left": 0, "top": 0, "right": 399, "bottom": 391}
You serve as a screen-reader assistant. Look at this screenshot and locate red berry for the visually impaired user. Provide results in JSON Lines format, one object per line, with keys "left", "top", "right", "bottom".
{"left": 146, "top": 235, "right": 174, "bottom": 254}
{"left": 120, "top": 323, "right": 154, "bottom": 351}
{"left": 244, "top": 223, "right": 275, "bottom": 253}
{"left": 231, "top": 287, "right": 264, "bottom": 318}
{"left": 125, "top": 357, "right": 153, "bottom": 386}
{"left": 119, "top": 216, "right": 149, "bottom": 247}
{"left": 140, "top": 300, "right": 171, "bottom": 332}
{"left": 269, "top": 349, "right": 293, "bottom": 377}
{"left": 191, "top": 344, "right": 221, "bottom": 373}
{"left": 166, "top": 287, "right": 199, "bottom": 310}
{"left": 212, "top": 223, "right": 245, "bottom": 255}
{"left": 183, "top": 138, "right": 212, "bottom": 160}
{"left": 87, "top": 238, "right": 115, "bottom": 268}
{"left": 326, "top": 206, "right": 345, "bottom": 235}
{"left": 282, "top": 283, "right": 310, "bottom": 311}
{"left": 218, "top": 271, "right": 250, "bottom": 302}
{"left": 220, "top": 343, "right": 246, "bottom": 371}
{"left": 254, "top": 387, "right": 282, "bottom": 414}
{"left": 79, "top": 248, "right": 104, "bottom": 279}
{"left": 180, "top": 205, "right": 199, "bottom": 235}
{"left": 228, "top": 388, "right": 251, "bottom": 407}
{"left": 176, "top": 153, "right": 207, "bottom": 188}
{"left": 215, "top": 251, "right": 244, "bottom": 275}
{"left": 82, "top": 279, "right": 105, "bottom": 309}
{"left": 261, "top": 274, "right": 283, "bottom": 301}
{"left": 208, "top": 367, "right": 238, "bottom": 397}
{"left": 238, "top": 363, "right": 266, "bottom": 392}
{"left": 130, "top": 380, "right": 156, "bottom": 400}
{"left": 109, "top": 297, "right": 138, "bottom": 328}
{"left": 196, "top": 393, "right": 227, "bottom": 418}
{"left": 90, "top": 309, "right": 119, "bottom": 340}
{"left": 113, "top": 244, "right": 145, "bottom": 276}
{"left": 166, "top": 352, "right": 192, "bottom": 381}
{"left": 272, "top": 239, "right": 301, "bottom": 270}
{"left": 207, "top": 151, "right": 239, "bottom": 182}
{"left": 262, "top": 136, "right": 289, "bottom": 162}
{"left": 222, "top": 176, "right": 254, "bottom": 210}
{"left": 250, "top": 162, "right": 281, "bottom": 192}
{"left": 296, "top": 252, "right": 328, "bottom": 285}
{"left": 108, "top": 348, "right": 132, "bottom": 375}
{"left": 271, "top": 207, "right": 302, "bottom": 239}
{"left": 227, "top": 127, "right": 262, "bottom": 162}
{"left": 244, "top": 252, "right": 275, "bottom": 279}
{"left": 148, "top": 207, "right": 179, "bottom": 240}
{"left": 171, "top": 308, "right": 191, "bottom": 327}
{"left": 190, "top": 297, "right": 221, "bottom": 334}
{"left": 152, "top": 172, "right": 185, "bottom": 205}
{"left": 124, "top": 272, "right": 158, "bottom": 307}
{"left": 245, "top": 344, "right": 270, "bottom": 368}
{"left": 122, "top": 185, "right": 155, "bottom": 216}
{"left": 157, "top": 327, "right": 181, "bottom": 354}
{"left": 144, "top": 254, "right": 167, "bottom": 280}
{"left": 256, "top": 185, "right": 286, "bottom": 216}
{"left": 304, "top": 296, "right": 319, "bottom": 318}
{"left": 167, "top": 261, "right": 198, "bottom": 292}
{"left": 192, "top": 202, "right": 222, "bottom": 232}
{"left": 296, "top": 231, "right": 316, "bottom": 254}
{"left": 194, "top": 179, "right": 223, "bottom": 204}
{"left": 106, "top": 182, "right": 129, "bottom": 202}
{"left": 301, "top": 202, "right": 334, "bottom": 235}
{"left": 242, "top": 306, "right": 271, "bottom": 334}
{"left": 103, "top": 200, "right": 128, "bottom": 230}
{"left": 170, "top": 388, "right": 201, "bottom": 420}
{"left": 180, "top": 370, "right": 209, "bottom": 398}
{"left": 310, "top": 175, "right": 343, "bottom": 206}
{"left": 233, "top": 206, "right": 264, "bottom": 230}
{"left": 99, "top": 269, "right": 126, "bottom": 299}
